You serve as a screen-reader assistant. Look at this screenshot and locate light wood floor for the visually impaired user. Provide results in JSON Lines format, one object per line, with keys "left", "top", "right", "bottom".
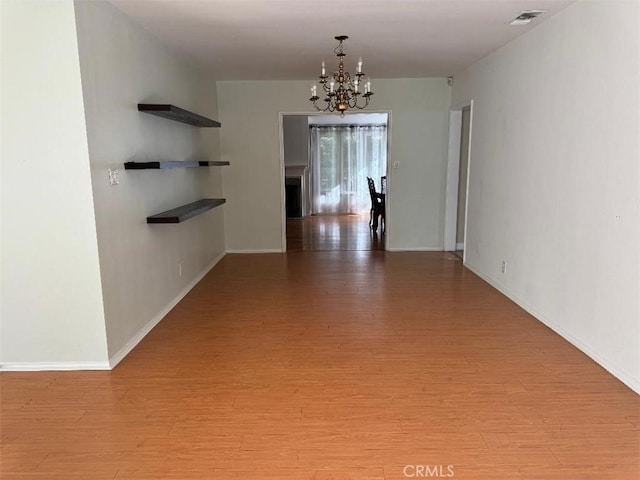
{"left": 287, "top": 214, "right": 384, "bottom": 251}
{"left": 1, "top": 252, "right": 638, "bottom": 479}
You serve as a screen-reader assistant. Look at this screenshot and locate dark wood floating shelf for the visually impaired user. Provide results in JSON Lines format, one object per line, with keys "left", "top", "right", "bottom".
{"left": 124, "top": 160, "right": 229, "bottom": 170}
{"left": 138, "top": 104, "right": 221, "bottom": 127}
{"left": 147, "top": 198, "right": 226, "bottom": 224}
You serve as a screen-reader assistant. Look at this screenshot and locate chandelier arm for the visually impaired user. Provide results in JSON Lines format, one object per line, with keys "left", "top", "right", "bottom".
{"left": 348, "top": 93, "right": 358, "bottom": 109}
{"left": 310, "top": 96, "right": 335, "bottom": 113}
{"left": 362, "top": 93, "right": 372, "bottom": 109}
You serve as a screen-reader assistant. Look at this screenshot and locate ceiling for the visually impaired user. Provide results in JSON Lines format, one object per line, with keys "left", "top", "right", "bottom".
{"left": 110, "top": 0, "right": 575, "bottom": 80}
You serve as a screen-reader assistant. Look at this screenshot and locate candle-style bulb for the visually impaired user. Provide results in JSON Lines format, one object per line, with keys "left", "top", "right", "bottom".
{"left": 357, "top": 57, "right": 363, "bottom": 73}
{"left": 329, "top": 80, "right": 335, "bottom": 93}
{"left": 321, "top": 60, "right": 326, "bottom": 76}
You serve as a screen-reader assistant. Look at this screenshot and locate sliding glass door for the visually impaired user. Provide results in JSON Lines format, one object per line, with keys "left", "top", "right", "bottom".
{"left": 310, "top": 125, "right": 387, "bottom": 215}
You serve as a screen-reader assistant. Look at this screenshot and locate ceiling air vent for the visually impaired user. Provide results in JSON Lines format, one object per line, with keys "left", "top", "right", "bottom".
{"left": 509, "top": 10, "right": 546, "bottom": 26}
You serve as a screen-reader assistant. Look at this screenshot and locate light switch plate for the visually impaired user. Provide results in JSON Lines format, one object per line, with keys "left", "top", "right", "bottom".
{"left": 108, "top": 168, "right": 120, "bottom": 186}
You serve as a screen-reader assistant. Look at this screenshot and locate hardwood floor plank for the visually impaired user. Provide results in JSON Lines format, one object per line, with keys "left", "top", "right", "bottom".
{"left": 286, "top": 214, "right": 384, "bottom": 251}
{"left": 1, "top": 251, "right": 638, "bottom": 478}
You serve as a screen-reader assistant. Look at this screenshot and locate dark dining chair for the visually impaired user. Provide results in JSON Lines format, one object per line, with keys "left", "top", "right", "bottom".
{"left": 380, "top": 176, "right": 386, "bottom": 233}
{"left": 367, "top": 176, "right": 385, "bottom": 233}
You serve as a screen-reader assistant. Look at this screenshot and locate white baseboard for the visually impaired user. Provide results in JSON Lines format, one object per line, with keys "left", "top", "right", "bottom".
{"left": 0, "top": 361, "right": 110, "bottom": 372}
{"left": 464, "top": 262, "right": 640, "bottom": 395}
{"left": 386, "top": 247, "right": 443, "bottom": 252}
{"left": 108, "top": 251, "right": 226, "bottom": 369}
{"left": 225, "top": 249, "right": 283, "bottom": 254}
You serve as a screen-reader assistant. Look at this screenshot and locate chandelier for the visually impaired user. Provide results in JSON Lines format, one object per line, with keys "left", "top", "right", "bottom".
{"left": 309, "top": 35, "right": 373, "bottom": 116}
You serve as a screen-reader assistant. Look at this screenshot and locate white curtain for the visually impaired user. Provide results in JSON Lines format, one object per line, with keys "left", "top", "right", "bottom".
{"left": 309, "top": 125, "right": 387, "bottom": 215}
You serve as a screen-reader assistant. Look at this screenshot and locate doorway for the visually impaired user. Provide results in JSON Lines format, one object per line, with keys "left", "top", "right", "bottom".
{"left": 454, "top": 106, "right": 471, "bottom": 258}
{"left": 444, "top": 101, "right": 473, "bottom": 261}
{"left": 280, "top": 112, "right": 389, "bottom": 252}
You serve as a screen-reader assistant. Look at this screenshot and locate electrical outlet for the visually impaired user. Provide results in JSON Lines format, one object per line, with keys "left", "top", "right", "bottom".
{"left": 393, "top": 161, "right": 400, "bottom": 169}
{"left": 108, "top": 168, "right": 120, "bottom": 186}
{"left": 178, "top": 263, "right": 183, "bottom": 277}
{"left": 501, "top": 261, "right": 507, "bottom": 274}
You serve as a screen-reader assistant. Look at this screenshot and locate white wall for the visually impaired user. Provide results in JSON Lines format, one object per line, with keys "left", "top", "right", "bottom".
{"left": 74, "top": 0, "right": 225, "bottom": 363}
{"left": 283, "top": 115, "right": 309, "bottom": 167}
{"left": 0, "top": 0, "right": 109, "bottom": 368}
{"left": 452, "top": 1, "right": 640, "bottom": 392}
{"left": 309, "top": 113, "right": 388, "bottom": 126}
{"left": 217, "top": 79, "right": 451, "bottom": 252}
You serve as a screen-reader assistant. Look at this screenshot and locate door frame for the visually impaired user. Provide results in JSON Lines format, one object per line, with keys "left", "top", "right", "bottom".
{"left": 278, "top": 110, "right": 393, "bottom": 252}
{"left": 444, "top": 100, "right": 473, "bottom": 259}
